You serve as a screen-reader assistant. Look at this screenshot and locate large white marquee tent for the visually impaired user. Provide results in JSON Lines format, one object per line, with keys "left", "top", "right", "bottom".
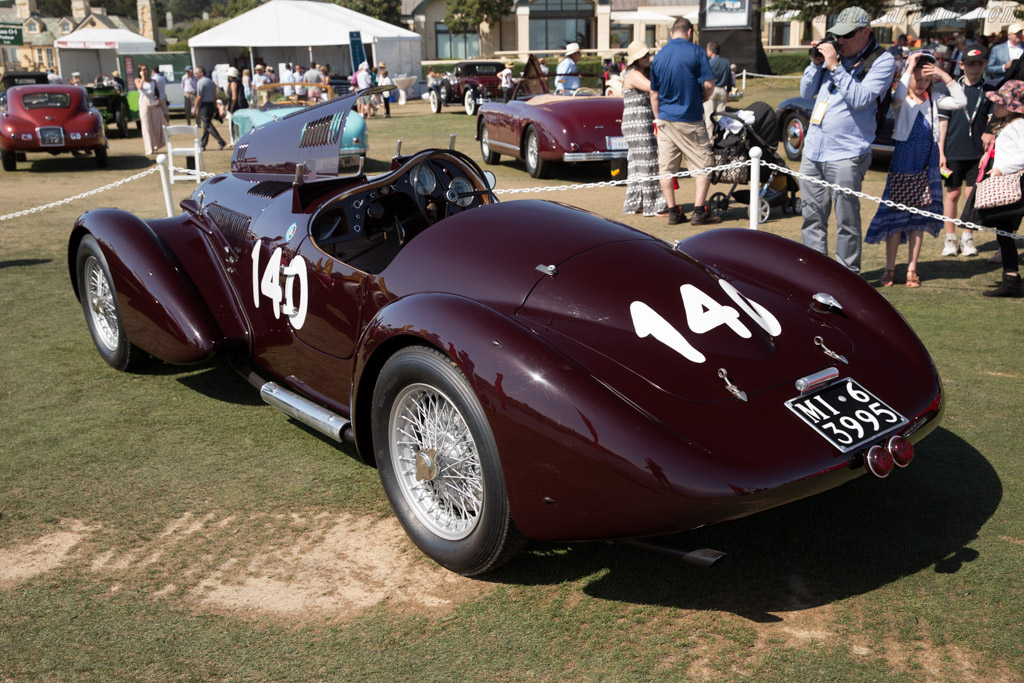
{"left": 54, "top": 27, "right": 156, "bottom": 82}
{"left": 188, "top": 0, "right": 422, "bottom": 82}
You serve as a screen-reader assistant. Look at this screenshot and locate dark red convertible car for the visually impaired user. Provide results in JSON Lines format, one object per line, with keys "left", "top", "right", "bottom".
{"left": 70, "top": 89, "right": 943, "bottom": 576}
{"left": 427, "top": 60, "right": 505, "bottom": 116}
{"left": 476, "top": 55, "right": 626, "bottom": 178}
{"left": 1, "top": 84, "right": 108, "bottom": 171}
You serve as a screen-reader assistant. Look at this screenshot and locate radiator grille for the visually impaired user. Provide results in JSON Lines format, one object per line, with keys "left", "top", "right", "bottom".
{"left": 206, "top": 203, "right": 251, "bottom": 249}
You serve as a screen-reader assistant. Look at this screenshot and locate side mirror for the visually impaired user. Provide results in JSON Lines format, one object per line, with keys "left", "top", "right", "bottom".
{"left": 484, "top": 170, "right": 497, "bottom": 190}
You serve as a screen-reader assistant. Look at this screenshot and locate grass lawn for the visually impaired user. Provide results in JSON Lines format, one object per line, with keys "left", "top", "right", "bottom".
{"left": 1, "top": 79, "right": 1022, "bottom": 680}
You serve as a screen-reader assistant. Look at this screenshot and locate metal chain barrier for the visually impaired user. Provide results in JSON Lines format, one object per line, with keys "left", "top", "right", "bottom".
{"left": 493, "top": 160, "right": 751, "bottom": 196}
{"left": 0, "top": 165, "right": 162, "bottom": 222}
{"left": 760, "top": 159, "right": 1024, "bottom": 242}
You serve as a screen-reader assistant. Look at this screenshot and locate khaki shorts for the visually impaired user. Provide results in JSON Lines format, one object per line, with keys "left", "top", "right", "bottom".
{"left": 657, "top": 119, "right": 713, "bottom": 177}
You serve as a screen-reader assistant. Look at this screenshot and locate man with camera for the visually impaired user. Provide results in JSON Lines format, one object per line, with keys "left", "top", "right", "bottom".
{"left": 799, "top": 7, "right": 895, "bottom": 275}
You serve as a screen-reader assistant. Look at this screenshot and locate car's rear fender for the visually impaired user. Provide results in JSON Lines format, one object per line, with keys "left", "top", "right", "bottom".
{"left": 351, "top": 292, "right": 739, "bottom": 541}
{"left": 69, "top": 209, "right": 223, "bottom": 364}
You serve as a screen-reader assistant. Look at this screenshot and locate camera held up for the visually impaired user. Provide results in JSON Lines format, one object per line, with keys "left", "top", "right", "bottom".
{"left": 810, "top": 33, "right": 840, "bottom": 59}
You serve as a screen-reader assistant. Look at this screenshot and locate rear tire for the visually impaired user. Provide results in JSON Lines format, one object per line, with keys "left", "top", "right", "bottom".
{"left": 1, "top": 147, "right": 15, "bottom": 171}
{"left": 75, "top": 235, "right": 146, "bottom": 371}
{"left": 464, "top": 89, "right": 478, "bottom": 116}
{"left": 372, "top": 346, "right": 526, "bottom": 576}
{"left": 523, "top": 126, "right": 547, "bottom": 179}
{"left": 479, "top": 121, "right": 499, "bottom": 165}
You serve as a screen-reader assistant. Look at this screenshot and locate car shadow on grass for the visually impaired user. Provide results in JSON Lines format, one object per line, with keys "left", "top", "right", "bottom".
{"left": 16, "top": 153, "right": 155, "bottom": 173}
{"left": 488, "top": 427, "right": 1001, "bottom": 622}
{"left": 0, "top": 258, "right": 50, "bottom": 269}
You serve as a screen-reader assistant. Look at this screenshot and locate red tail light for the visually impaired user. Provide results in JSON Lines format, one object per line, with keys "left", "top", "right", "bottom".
{"left": 865, "top": 444, "right": 894, "bottom": 478}
{"left": 888, "top": 435, "right": 914, "bottom": 467}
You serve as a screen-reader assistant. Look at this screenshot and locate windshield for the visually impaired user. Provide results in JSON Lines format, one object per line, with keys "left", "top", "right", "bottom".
{"left": 253, "top": 83, "right": 336, "bottom": 110}
{"left": 21, "top": 92, "right": 71, "bottom": 109}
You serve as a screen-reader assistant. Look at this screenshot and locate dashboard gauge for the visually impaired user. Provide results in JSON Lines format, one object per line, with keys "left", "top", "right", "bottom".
{"left": 448, "top": 177, "right": 474, "bottom": 207}
{"left": 411, "top": 162, "right": 437, "bottom": 195}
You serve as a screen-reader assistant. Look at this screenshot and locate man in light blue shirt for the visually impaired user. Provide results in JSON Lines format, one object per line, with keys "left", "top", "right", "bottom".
{"left": 555, "top": 43, "right": 581, "bottom": 94}
{"left": 799, "top": 6, "right": 895, "bottom": 274}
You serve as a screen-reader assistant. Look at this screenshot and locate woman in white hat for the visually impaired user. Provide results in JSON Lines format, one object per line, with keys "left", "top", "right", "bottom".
{"left": 621, "top": 40, "right": 668, "bottom": 217}
{"left": 499, "top": 60, "right": 516, "bottom": 102}
{"left": 556, "top": 42, "right": 582, "bottom": 94}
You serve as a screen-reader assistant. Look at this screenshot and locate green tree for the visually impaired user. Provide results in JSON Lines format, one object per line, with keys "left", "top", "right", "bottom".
{"left": 443, "top": 0, "right": 514, "bottom": 34}
{"left": 335, "top": 0, "right": 402, "bottom": 26}
{"left": 36, "top": 0, "right": 70, "bottom": 16}
{"left": 224, "top": 0, "right": 261, "bottom": 18}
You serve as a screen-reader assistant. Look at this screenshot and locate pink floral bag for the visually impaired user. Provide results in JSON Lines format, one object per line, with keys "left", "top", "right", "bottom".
{"left": 975, "top": 171, "right": 1024, "bottom": 210}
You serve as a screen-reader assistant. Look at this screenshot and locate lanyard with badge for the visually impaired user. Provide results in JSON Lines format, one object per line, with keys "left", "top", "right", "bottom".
{"left": 810, "top": 46, "right": 874, "bottom": 126}
{"left": 958, "top": 76, "right": 985, "bottom": 138}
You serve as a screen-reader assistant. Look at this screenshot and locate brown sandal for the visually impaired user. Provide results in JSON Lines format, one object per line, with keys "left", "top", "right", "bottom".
{"left": 879, "top": 269, "right": 895, "bottom": 287}
{"left": 906, "top": 271, "right": 921, "bottom": 288}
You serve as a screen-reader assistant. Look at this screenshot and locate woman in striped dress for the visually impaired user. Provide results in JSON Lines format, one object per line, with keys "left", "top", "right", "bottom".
{"left": 621, "top": 41, "right": 668, "bottom": 217}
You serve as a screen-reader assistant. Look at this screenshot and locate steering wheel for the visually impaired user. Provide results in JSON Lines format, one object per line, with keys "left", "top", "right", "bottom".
{"left": 572, "top": 87, "right": 600, "bottom": 97}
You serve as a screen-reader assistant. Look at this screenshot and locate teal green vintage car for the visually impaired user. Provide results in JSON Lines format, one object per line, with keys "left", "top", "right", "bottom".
{"left": 231, "top": 82, "right": 367, "bottom": 168}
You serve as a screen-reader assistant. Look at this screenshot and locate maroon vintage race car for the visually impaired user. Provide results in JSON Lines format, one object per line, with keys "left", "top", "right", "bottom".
{"left": 69, "top": 89, "right": 943, "bottom": 576}
{"left": 476, "top": 55, "right": 626, "bottom": 178}
{"left": 1, "top": 84, "right": 108, "bottom": 171}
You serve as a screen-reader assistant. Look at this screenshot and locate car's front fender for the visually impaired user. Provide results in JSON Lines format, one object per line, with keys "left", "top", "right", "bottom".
{"left": 69, "top": 209, "right": 222, "bottom": 364}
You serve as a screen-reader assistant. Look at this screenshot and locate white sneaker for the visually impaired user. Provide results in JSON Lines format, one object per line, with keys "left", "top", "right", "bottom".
{"left": 960, "top": 234, "right": 978, "bottom": 257}
{"left": 942, "top": 235, "right": 959, "bottom": 257}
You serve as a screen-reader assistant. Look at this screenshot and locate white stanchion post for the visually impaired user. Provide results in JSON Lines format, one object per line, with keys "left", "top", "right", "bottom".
{"left": 156, "top": 154, "right": 174, "bottom": 218}
{"left": 741, "top": 69, "right": 747, "bottom": 92}
{"left": 748, "top": 147, "right": 762, "bottom": 230}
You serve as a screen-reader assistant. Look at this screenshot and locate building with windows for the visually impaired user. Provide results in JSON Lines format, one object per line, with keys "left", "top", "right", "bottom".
{"left": 0, "top": 0, "right": 141, "bottom": 74}
{"left": 403, "top": 0, "right": 695, "bottom": 60}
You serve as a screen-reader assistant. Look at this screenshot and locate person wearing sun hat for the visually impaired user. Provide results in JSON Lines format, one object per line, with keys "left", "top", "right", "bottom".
{"left": 797, "top": 5, "right": 895, "bottom": 275}
{"left": 620, "top": 40, "right": 668, "bottom": 219}
{"left": 498, "top": 59, "right": 516, "bottom": 102}
{"left": 556, "top": 42, "right": 582, "bottom": 94}
{"left": 986, "top": 22, "right": 1022, "bottom": 83}
{"left": 971, "top": 80, "right": 1024, "bottom": 296}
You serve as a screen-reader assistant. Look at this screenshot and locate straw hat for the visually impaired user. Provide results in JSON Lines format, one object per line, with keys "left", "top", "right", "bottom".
{"left": 564, "top": 42, "right": 581, "bottom": 56}
{"left": 378, "top": 61, "right": 387, "bottom": 68}
{"left": 986, "top": 79, "right": 1024, "bottom": 114}
{"left": 504, "top": 60, "right": 515, "bottom": 68}
{"left": 626, "top": 40, "right": 650, "bottom": 66}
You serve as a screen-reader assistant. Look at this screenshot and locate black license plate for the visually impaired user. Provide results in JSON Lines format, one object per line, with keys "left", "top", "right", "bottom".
{"left": 785, "top": 379, "right": 908, "bottom": 453}
{"left": 39, "top": 127, "right": 64, "bottom": 146}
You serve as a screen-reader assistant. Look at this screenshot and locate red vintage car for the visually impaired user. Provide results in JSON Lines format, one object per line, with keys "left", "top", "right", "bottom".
{"left": 427, "top": 60, "right": 505, "bottom": 116}
{"left": 476, "top": 55, "right": 626, "bottom": 178}
{"left": 1, "top": 84, "right": 108, "bottom": 171}
{"left": 69, "top": 90, "right": 943, "bottom": 576}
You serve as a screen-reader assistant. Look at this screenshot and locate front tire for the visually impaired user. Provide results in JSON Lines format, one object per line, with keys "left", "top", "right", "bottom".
{"left": 523, "top": 126, "right": 548, "bottom": 179}
{"left": 479, "top": 121, "right": 500, "bottom": 164}
{"left": 1, "top": 147, "right": 15, "bottom": 171}
{"left": 429, "top": 89, "right": 442, "bottom": 114}
{"left": 76, "top": 235, "right": 145, "bottom": 371}
{"left": 94, "top": 146, "right": 108, "bottom": 168}
{"left": 464, "top": 89, "right": 478, "bottom": 116}
{"left": 115, "top": 105, "right": 127, "bottom": 138}
{"left": 372, "top": 346, "right": 525, "bottom": 576}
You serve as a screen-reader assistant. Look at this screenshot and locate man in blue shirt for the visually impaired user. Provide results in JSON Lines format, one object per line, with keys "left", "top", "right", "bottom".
{"left": 704, "top": 42, "right": 732, "bottom": 136}
{"left": 650, "top": 17, "right": 721, "bottom": 226}
{"left": 556, "top": 43, "right": 581, "bottom": 94}
{"left": 799, "top": 6, "right": 895, "bottom": 274}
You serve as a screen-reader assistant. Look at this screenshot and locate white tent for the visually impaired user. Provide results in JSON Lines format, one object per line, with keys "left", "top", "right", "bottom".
{"left": 188, "top": 0, "right": 422, "bottom": 84}
{"left": 609, "top": 10, "right": 677, "bottom": 26}
{"left": 54, "top": 27, "right": 156, "bottom": 82}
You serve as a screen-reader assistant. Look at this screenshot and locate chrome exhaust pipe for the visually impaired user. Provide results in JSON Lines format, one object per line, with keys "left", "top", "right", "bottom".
{"left": 260, "top": 382, "right": 352, "bottom": 443}
{"left": 619, "top": 539, "right": 726, "bottom": 569}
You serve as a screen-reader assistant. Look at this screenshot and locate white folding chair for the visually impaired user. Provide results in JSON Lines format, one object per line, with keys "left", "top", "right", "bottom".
{"left": 163, "top": 124, "right": 203, "bottom": 184}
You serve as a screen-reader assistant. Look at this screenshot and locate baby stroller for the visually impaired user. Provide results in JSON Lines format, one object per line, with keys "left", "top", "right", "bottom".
{"left": 707, "top": 101, "right": 800, "bottom": 223}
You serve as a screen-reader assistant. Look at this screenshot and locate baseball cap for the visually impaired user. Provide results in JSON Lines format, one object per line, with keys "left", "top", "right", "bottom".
{"left": 962, "top": 44, "right": 987, "bottom": 63}
{"left": 827, "top": 7, "right": 870, "bottom": 36}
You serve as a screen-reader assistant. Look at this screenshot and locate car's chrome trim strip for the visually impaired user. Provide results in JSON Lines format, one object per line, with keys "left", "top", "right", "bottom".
{"left": 563, "top": 150, "right": 628, "bottom": 162}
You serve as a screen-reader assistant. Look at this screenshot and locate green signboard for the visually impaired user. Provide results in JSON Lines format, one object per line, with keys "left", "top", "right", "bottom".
{"left": 0, "top": 25, "right": 23, "bottom": 46}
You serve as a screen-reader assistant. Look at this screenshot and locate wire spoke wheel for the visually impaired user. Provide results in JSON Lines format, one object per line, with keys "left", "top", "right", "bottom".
{"left": 84, "top": 255, "right": 120, "bottom": 352}
{"left": 389, "top": 383, "right": 483, "bottom": 540}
